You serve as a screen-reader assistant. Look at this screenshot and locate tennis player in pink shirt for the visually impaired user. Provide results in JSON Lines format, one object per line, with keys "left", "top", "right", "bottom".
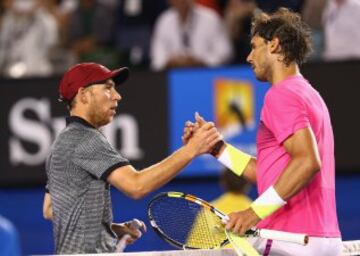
{"left": 183, "top": 7, "right": 342, "bottom": 256}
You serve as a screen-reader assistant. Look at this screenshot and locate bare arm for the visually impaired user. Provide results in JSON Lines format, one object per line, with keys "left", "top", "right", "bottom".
{"left": 43, "top": 192, "right": 53, "bottom": 220}
{"left": 226, "top": 127, "right": 321, "bottom": 234}
{"left": 243, "top": 158, "right": 257, "bottom": 183}
{"left": 273, "top": 127, "right": 321, "bottom": 200}
{"left": 107, "top": 122, "right": 222, "bottom": 199}
{"left": 107, "top": 148, "right": 195, "bottom": 199}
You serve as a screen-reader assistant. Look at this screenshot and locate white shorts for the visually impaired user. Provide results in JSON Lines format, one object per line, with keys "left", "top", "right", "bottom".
{"left": 248, "top": 236, "right": 343, "bottom": 256}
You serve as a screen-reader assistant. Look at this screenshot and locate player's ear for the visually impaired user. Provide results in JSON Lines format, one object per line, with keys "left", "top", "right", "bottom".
{"left": 78, "top": 87, "right": 89, "bottom": 104}
{"left": 269, "top": 37, "right": 281, "bottom": 54}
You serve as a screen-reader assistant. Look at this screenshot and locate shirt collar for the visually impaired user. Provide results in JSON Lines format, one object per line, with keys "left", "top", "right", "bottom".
{"left": 66, "top": 116, "right": 96, "bottom": 129}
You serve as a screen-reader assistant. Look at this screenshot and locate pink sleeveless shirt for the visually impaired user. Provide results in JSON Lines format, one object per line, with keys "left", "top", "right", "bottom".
{"left": 256, "top": 75, "right": 341, "bottom": 237}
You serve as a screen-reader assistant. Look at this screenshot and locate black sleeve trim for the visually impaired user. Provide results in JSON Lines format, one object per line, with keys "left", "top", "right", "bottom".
{"left": 101, "top": 161, "right": 131, "bottom": 181}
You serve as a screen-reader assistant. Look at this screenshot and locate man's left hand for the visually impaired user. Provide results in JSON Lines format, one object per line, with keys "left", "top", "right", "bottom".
{"left": 112, "top": 219, "right": 147, "bottom": 245}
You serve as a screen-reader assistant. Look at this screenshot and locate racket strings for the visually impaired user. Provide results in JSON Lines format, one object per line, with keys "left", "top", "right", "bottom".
{"left": 150, "top": 197, "right": 193, "bottom": 245}
{"left": 186, "top": 207, "right": 227, "bottom": 248}
{"left": 149, "top": 196, "right": 227, "bottom": 249}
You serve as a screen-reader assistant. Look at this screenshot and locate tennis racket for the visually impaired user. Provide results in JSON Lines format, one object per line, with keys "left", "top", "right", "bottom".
{"left": 148, "top": 192, "right": 308, "bottom": 254}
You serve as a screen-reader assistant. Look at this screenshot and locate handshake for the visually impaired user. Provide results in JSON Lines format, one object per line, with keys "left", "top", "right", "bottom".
{"left": 181, "top": 112, "right": 225, "bottom": 158}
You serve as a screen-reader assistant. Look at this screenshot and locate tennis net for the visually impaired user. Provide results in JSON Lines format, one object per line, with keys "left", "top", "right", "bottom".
{"left": 342, "top": 240, "right": 360, "bottom": 256}
{"left": 35, "top": 241, "right": 360, "bottom": 255}
{"left": 117, "top": 240, "right": 360, "bottom": 256}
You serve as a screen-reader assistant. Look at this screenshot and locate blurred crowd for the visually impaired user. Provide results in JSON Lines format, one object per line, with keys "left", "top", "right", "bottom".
{"left": 0, "top": 0, "right": 359, "bottom": 78}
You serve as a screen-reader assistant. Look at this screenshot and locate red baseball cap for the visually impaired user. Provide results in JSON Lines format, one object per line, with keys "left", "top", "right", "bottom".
{"left": 59, "top": 63, "right": 130, "bottom": 102}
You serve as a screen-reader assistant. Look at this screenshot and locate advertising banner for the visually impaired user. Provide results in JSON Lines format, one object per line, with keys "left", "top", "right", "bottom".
{"left": 0, "top": 73, "right": 168, "bottom": 186}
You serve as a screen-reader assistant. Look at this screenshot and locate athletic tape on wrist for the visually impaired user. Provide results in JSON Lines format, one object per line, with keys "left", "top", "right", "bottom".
{"left": 217, "top": 143, "right": 252, "bottom": 176}
{"left": 250, "top": 186, "right": 286, "bottom": 219}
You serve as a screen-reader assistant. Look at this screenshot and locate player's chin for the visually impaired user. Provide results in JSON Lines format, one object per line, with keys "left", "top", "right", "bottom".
{"left": 108, "top": 110, "right": 116, "bottom": 119}
{"left": 100, "top": 115, "right": 114, "bottom": 126}
{"left": 107, "top": 115, "right": 114, "bottom": 123}
{"left": 255, "top": 73, "right": 267, "bottom": 82}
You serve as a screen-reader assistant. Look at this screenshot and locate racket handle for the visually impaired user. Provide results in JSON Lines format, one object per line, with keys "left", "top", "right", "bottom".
{"left": 256, "top": 229, "right": 309, "bottom": 245}
{"left": 128, "top": 219, "right": 142, "bottom": 229}
{"left": 127, "top": 218, "right": 146, "bottom": 232}
{"left": 116, "top": 234, "right": 131, "bottom": 252}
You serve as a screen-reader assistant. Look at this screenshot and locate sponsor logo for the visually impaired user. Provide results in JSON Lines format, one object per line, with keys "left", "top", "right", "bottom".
{"left": 8, "top": 97, "right": 143, "bottom": 166}
{"left": 214, "top": 79, "right": 255, "bottom": 140}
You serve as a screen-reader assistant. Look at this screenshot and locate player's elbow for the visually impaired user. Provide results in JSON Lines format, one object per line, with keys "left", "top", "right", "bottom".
{"left": 108, "top": 168, "right": 150, "bottom": 199}
{"left": 127, "top": 186, "right": 148, "bottom": 200}
{"left": 306, "top": 156, "right": 321, "bottom": 176}
{"left": 114, "top": 181, "right": 148, "bottom": 199}
{"left": 125, "top": 177, "right": 150, "bottom": 199}
{"left": 43, "top": 208, "right": 53, "bottom": 220}
{"left": 43, "top": 213, "right": 52, "bottom": 220}
{"left": 43, "top": 193, "right": 53, "bottom": 220}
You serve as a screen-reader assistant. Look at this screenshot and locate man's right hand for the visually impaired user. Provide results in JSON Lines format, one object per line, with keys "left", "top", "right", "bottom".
{"left": 185, "top": 121, "right": 221, "bottom": 157}
{"left": 182, "top": 120, "right": 196, "bottom": 145}
{"left": 183, "top": 113, "right": 223, "bottom": 157}
{"left": 182, "top": 112, "right": 224, "bottom": 156}
{"left": 182, "top": 112, "right": 210, "bottom": 145}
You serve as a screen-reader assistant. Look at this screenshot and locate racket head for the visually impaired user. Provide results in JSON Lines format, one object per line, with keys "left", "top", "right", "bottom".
{"left": 147, "top": 192, "right": 229, "bottom": 250}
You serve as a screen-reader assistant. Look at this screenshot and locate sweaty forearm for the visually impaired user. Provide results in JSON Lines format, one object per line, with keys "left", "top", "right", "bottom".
{"left": 110, "top": 122, "right": 221, "bottom": 199}
{"left": 250, "top": 156, "right": 319, "bottom": 220}
{"left": 274, "top": 156, "right": 320, "bottom": 201}
{"left": 134, "top": 146, "right": 195, "bottom": 197}
{"left": 243, "top": 158, "right": 257, "bottom": 183}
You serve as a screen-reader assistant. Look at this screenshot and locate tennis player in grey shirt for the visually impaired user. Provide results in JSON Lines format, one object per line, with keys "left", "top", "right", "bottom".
{"left": 43, "top": 62, "right": 222, "bottom": 254}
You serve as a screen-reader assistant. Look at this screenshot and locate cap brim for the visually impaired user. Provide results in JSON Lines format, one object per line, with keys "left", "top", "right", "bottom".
{"left": 110, "top": 67, "right": 130, "bottom": 86}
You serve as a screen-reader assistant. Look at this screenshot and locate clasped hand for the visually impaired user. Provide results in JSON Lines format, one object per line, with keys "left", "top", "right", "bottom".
{"left": 181, "top": 112, "right": 223, "bottom": 156}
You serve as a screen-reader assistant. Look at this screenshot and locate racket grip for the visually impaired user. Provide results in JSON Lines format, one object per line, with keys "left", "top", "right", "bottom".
{"left": 116, "top": 234, "right": 131, "bottom": 252}
{"left": 257, "top": 229, "right": 309, "bottom": 245}
{"left": 127, "top": 218, "right": 143, "bottom": 230}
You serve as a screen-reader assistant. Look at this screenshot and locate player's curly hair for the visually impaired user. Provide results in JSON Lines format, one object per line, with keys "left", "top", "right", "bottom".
{"left": 251, "top": 8, "right": 312, "bottom": 65}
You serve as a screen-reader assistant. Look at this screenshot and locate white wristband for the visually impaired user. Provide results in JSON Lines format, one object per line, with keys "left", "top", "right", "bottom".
{"left": 251, "top": 186, "right": 286, "bottom": 219}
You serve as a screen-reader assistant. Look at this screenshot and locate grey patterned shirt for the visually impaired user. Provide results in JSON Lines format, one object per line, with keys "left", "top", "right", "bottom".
{"left": 46, "top": 116, "right": 130, "bottom": 254}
